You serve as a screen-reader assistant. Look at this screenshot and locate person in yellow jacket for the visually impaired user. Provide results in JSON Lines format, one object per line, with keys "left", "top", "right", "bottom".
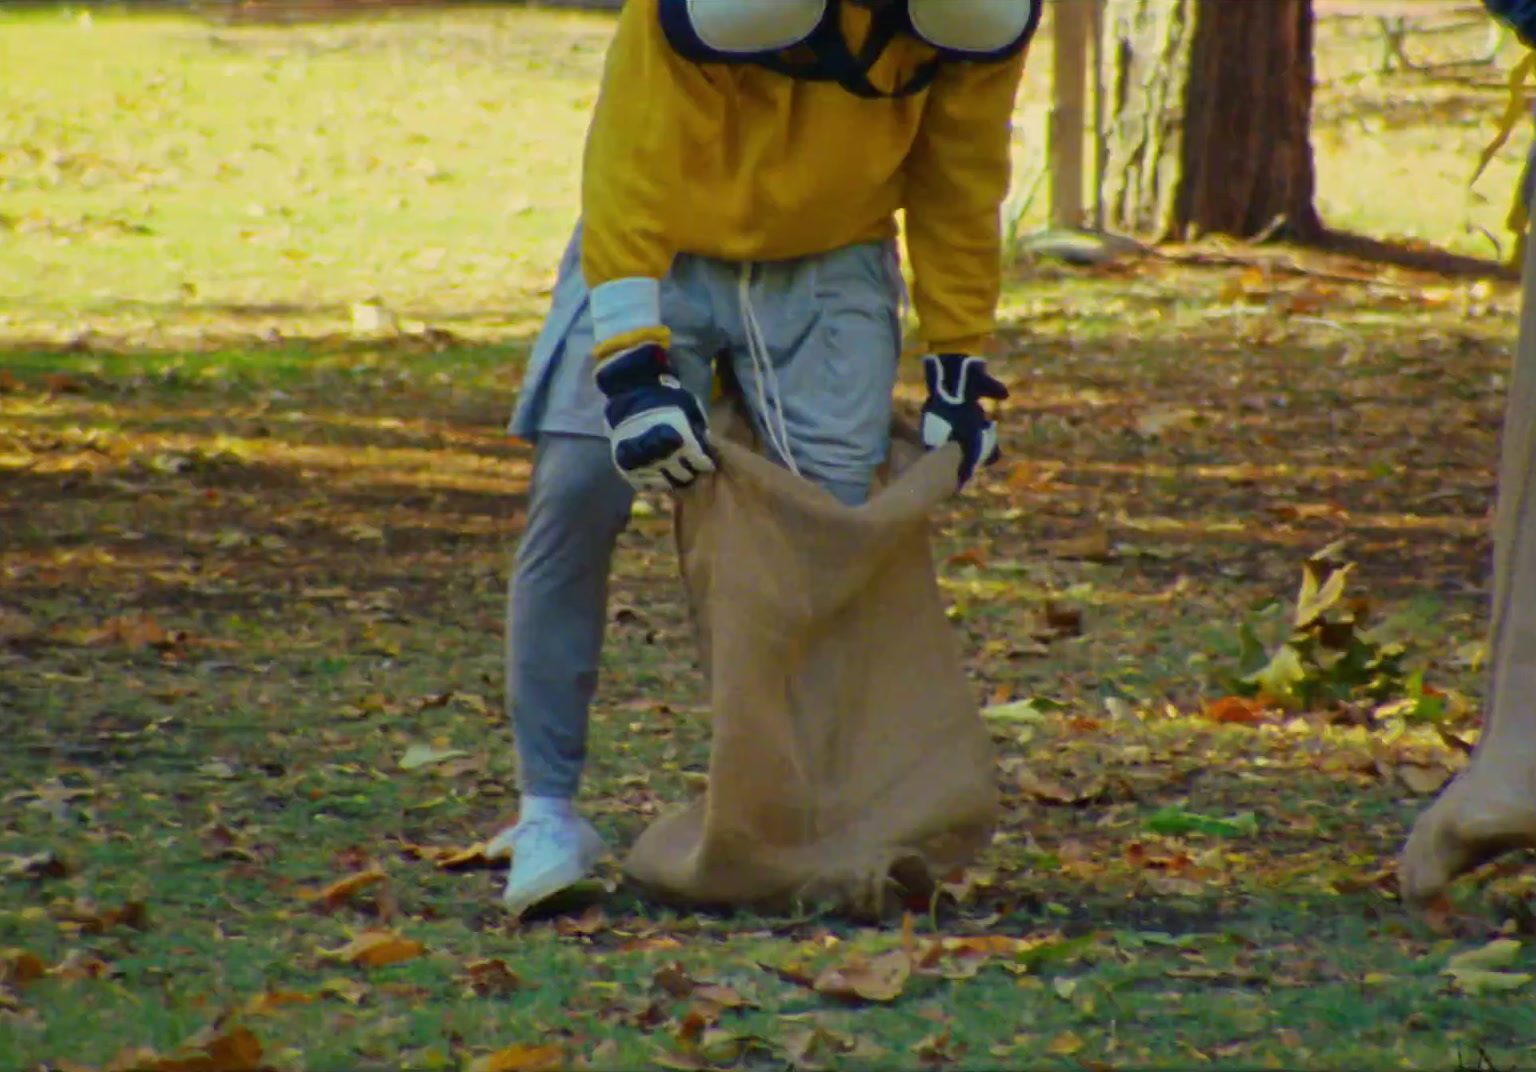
{"left": 491, "top": 0, "right": 1038, "bottom": 915}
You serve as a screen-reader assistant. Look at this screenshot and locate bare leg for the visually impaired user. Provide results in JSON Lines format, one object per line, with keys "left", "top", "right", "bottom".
{"left": 1399, "top": 227, "right": 1536, "bottom": 904}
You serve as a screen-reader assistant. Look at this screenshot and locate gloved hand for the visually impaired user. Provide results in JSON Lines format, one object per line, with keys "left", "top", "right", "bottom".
{"left": 594, "top": 342, "right": 715, "bottom": 491}
{"left": 919, "top": 353, "right": 1009, "bottom": 488}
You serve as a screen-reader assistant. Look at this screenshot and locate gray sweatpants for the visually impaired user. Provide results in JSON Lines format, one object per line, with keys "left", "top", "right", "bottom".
{"left": 506, "top": 223, "right": 904, "bottom": 799}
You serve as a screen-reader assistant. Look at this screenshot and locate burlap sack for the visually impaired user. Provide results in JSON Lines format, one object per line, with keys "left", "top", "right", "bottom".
{"left": 621, "top": 405, "right": 999, "bottom": 918}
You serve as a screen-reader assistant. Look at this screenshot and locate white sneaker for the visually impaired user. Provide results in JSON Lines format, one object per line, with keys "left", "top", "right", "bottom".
{"left": 489, "top": 814, "right": 606, "bottom": 917}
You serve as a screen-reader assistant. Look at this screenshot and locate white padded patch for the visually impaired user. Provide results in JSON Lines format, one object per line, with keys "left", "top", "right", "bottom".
{"left": 908, "top": 0, "right": 1036, "bottom": 53}
{"left": 683, "top": 0, "right": 826, "bottom": 54}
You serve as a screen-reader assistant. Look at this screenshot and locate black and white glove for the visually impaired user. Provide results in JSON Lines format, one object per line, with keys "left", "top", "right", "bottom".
{"left": 919, "top": 353, "right": 1009, "bottom": 489}
{"left": 594, "top": 342, "right": 715, "bottom": 492}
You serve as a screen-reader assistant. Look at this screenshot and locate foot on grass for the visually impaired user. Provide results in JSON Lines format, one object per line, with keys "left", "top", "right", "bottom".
{"left": 1400, "top": 761, "right": 1536, "bottom": 905}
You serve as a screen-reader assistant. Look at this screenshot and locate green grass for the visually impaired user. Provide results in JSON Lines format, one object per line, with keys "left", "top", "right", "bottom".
{"left": 3, "top": 6, "right": 1536, "bottom": 1071}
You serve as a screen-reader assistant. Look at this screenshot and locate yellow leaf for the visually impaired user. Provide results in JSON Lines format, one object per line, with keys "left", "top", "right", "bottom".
{"left": 399, "top": 743, "right": 470, "bottom": 771}
{"left": 320, "top": 929, "right": 425, "bottom": 968}
{"left": 1046, "top": 1031, "right": 1084, "bottom": 1055}
{"left": 1446, "top": 938, "right": 1522, "bottom": 973}
{"left": 302, "top": 867, "right": 386, "bottom": 909}
{"left": 465, "top": 1044, "right": 564, "bottom": 1072}
{"left": 1447, "top": 969, "right": 1532, "bottom": 995}
{"left": 318, "top": 976, "right": 369, "bottom": 1004}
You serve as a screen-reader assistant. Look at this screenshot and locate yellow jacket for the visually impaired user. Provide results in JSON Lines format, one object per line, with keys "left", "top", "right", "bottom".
{"left": 580, "top": 0, "right": 1027, "bottom": 357}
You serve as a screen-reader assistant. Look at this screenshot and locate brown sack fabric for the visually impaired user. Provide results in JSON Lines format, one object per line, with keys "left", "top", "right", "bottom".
{"left": 621, "top": 406, "right": 999, "bottom": 919}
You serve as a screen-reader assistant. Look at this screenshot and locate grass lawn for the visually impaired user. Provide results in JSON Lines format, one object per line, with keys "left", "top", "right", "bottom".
{"left": 3, "top": 4, "right": 1536, "bottom": 1070}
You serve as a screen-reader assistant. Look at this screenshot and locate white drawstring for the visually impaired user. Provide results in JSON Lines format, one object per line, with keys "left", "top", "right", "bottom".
{"left": 738, "top": 265, "right": 801, "bottom": 477}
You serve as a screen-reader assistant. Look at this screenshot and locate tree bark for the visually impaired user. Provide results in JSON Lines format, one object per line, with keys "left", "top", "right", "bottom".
{"left": 1102, "top": 0, "right": 1321, "bottom": 242}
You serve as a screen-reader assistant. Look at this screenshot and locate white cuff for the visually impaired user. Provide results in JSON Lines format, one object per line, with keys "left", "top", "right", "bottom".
{"left": 590, "top": 278, "right": 662, "bottom": 346}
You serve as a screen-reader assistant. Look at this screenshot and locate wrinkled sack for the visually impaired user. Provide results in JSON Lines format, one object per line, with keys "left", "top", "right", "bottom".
{"left": 621, "top": 404, "right": 999, "bottom": 918}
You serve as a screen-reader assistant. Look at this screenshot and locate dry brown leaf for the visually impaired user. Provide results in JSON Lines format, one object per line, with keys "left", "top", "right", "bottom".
{"left": 301, "top": 868, "right": 386, "bottom": 910}
{"left": 461, "top": 958, "right": 528, "bottom": 997}
{"left": 79, "top": 615, "right": 176, "bottom": 651}
{"left": 104, "top": 1025, "right": 268, "bottom": 1072}
{"left": 54, "top": 900, "right": 149, "bottom": 936}
{"left": 812, "top": 949, "right": 911, "bottom": 1003}
{"left": 1204, "top": 696, "right": 1269, "bottom": 725}
{"left": 914, "top": 1026, "right": 961, "bottom": 1063}
{"left": 200, "top": 823, "right": 260, "bottom": 863}
{"left": 946, "top": 547, "right": 988, "bottom": 570}
{"left": 465, "top": 1044, "right": 564, "bottom": 1072}
{"left": 242, "top": 988, "right": 314, "bottom": 1016}
{"left": 1050, "top": 528, "right": 1113, "bottom": 561}
{"left": 1, "top": 949, "right": 46, "bottom": 987}
{"left": 1016, "top": 769, "right": 1105, "bottom": 805}
{"left": 692, "top": 983, "right": 751, "bottom": 1009}
{"left": 652, "top": 962, "right": 695, "bottom": 999}
{"left": 319, "top": 928, "right": 425, "bottom": 968}
{"left": 49, "top": 949, "right": 113, "bottom": 981}
{"left": 554, "top": 906, "right": 607, "bottom": 937}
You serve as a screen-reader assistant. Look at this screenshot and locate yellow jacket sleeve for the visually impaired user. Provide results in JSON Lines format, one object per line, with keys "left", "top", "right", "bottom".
{"left": 902, "top": 51, "right": 1026, "bottom": 355}
{"left": 580, "top": 0, "right": 702, "bottom": 356}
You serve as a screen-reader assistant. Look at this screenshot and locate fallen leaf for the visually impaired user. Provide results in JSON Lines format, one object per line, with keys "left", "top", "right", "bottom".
{"left": 465, "top": 1044, "right": 564, "bottom": 1072}
{"left": 78, "top": 614, "right": 175, "bottom": 651}
{"left": 554, "top": 906, "right": 607, "bottom": 937}
{"left": 617, "top": 935, "right": 684, "bottom": 953}
{"left": 692, "top": 983, "right": 751, "bottom": 1009}
{"left": 398, "top": 743, "right": 469, "bottom": 771}
{"left": 1046, "top": 1031, "right": 1085, "bottom": 1056}
{"left": 1017, "top": 769, "right": 1106, "bottom": 805}
{"left": 53, "top": 900, "right": 149, "bottom": 935}
{"left": 1397, "top": 764, "right": 1450, "bottom": 796}
{"left": 461, "top": 958, "right": 528, "bottom": 997}
{"left": 812, "top": 949, "right": 911, "bottom": 1003}
{"left": 242, "top": 988, "right": 315, "bottom": 1016}
{"left": 1446, "top": 938, "right": 1522, "bottom": 973}
{"left": 914, "top": 1026, "right": 962, "bottom": 1063}
{"left": 783, "top": 1024, "right": 856, "bottom": 1068}
{"left": 105, "top": 1025, "right": 268, "bottom": 1072}
{"left": 49, "top": 949, "right": 113, "bottom": 981}
{"left": 1, "top": 949, "right": 46, "bottom": 987}
{"left": 396, "top": 839, "right": 493, "bottom": 870}
{"left": 0, "top": 606, "right": 38, "bottom": 643}
{"left": 1204, "top": 696, "right": 1269, "bottom": 725}
{"left": 200, "top": 822, "right": 260, "bottom": 863}
{"left": 1144, "top": 806, "right": 1258, "bottom": 838}
{"left": 946, "top": 548, "right": 988, "bottom": 570}
{"left": 3, "top": 850, "right": 72, "bottom": 880}
{"left": 302, "top": 868, "right": 386, "bottom": 910}
{"left": 653, "top": 962, "right": 695, "bottom": 999}
{"left": 1050, "top": 528, "right": 1113, "bottom": 561}
{"left": 1446, "top": 968, "right": 1533, "bottom": 995}
{"left": 317, "top": 976, "right": 369, "bottom": 1005}
{"left": 982, "top": 699, "right": 1049, "bottom": 723}
{"left": 319, "top": 929, "right": 425, "bottom": 968}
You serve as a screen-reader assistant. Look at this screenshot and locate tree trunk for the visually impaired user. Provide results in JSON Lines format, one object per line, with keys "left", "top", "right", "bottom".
{"left": 1102, "top": 0, "right": 1321, "bottom": 242}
